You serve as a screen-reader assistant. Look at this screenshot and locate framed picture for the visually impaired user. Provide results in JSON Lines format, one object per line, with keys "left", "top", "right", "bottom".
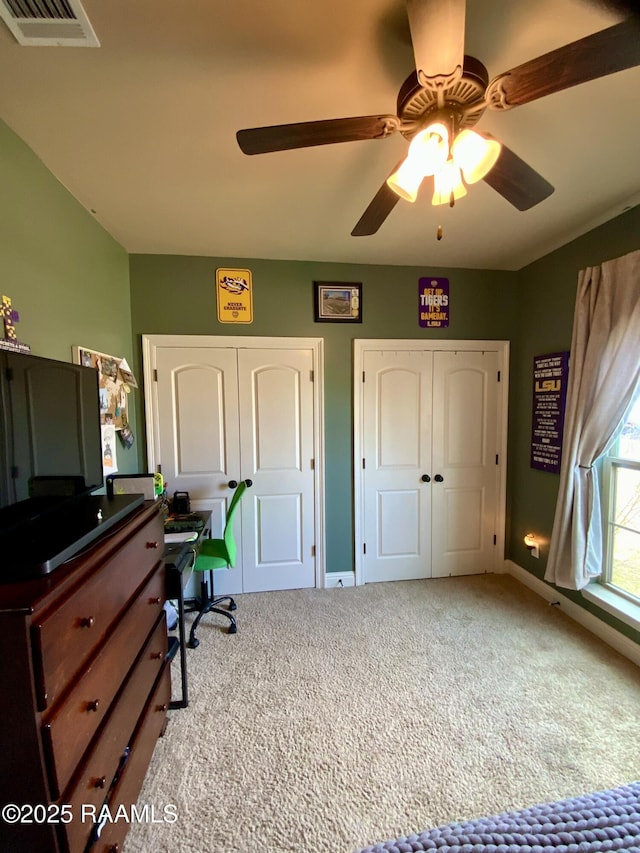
{"left": 314, "top": 282, "right": 362, "bottom": 323}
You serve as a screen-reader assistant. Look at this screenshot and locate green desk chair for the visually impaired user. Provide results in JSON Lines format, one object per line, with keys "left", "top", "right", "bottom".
{"left": 187, "top": 479, "right": 251, "bottom": 648}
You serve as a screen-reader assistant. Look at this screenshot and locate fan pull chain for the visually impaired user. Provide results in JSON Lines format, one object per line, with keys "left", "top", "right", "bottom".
{"left": 437, "top": 224, "right": 443, "bottom": 241}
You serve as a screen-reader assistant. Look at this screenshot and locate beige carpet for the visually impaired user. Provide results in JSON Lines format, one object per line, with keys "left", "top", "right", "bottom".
{"left": 124, "top": 574, "right": 640, "bottom": 853}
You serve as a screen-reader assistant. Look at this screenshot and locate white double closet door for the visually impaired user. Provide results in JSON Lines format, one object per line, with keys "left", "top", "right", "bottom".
{"left": 143, "top": 336, "right": 321, "bottom": 594}
{"left": 357, "top": 342, "right": 507, "bottom": 583}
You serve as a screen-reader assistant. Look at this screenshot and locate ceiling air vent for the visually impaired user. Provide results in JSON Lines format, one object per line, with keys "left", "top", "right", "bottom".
{"left": 0, "top": 0, "right": 99, "bottom": 47}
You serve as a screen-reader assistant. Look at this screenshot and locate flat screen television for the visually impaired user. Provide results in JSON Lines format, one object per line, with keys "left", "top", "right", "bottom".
{"left": 0, "top": 350, "right": 142, "bottom": 579}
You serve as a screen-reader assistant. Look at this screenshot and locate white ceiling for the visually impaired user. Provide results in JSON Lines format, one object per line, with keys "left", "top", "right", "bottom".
{"left": 0, "top": 0, "right": 638, "bottom": 271}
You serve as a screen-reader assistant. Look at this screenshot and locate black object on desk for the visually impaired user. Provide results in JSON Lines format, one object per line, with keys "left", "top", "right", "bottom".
{"left": 165, "top": 512, "right": 204, "bottom": 533}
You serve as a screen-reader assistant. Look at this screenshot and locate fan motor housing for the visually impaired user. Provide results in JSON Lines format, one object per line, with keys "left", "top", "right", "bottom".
{"left": 397, "top": 55, "right": 489, "bottom": 139}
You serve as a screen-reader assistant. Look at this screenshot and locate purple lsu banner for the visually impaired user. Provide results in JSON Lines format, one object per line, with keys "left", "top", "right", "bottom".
{"left": 419, "top": 277, "right": 449, "bottom": 328}
{"left": 530, "top": 351, "right": 570, "bottom": 474}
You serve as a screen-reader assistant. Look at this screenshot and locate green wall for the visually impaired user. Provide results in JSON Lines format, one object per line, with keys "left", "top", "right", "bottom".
{"left": 0, "top": 118, "right": 140, "bottom": 475}
{"left": 509, "top": 205, "right": 640, "bottom": 643}
{"left": 129, "top": 255, "right": 517, "bottom": 574}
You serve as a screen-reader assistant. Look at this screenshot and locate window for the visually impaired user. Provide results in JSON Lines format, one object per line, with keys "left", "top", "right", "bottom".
{"left": 601, "top": 392, "right": 640, "bottom": 603}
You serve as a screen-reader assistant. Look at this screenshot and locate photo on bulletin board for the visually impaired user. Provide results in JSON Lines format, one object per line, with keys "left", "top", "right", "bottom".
{"left": 72, "top": 346, "right": 136, "bottom": 431}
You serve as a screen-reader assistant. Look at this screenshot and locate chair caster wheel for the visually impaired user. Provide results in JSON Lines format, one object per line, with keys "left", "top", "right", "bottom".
{"left": 187, "top": 637, "right": 200, "bottom": 649}
{"left": 229, "top": 602, "right": 237, "bottom": 611}
{"left": 228, "top": 624, "right": 237, "bottom": 634}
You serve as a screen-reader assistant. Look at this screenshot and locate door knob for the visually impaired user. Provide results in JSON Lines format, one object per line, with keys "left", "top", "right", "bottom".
{"left": 434, "top": 474, "right": 444, "bottom": 482}
{"left": 421, "top": 474, "right": 431, "bottom": 483}
{"left": 228, "top": 480, "right": 238, "bottom": 489}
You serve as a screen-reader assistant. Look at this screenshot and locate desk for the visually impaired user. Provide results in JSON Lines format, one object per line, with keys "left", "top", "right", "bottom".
{"left": 163, "top": 511, "right": 211, "bottom": 709}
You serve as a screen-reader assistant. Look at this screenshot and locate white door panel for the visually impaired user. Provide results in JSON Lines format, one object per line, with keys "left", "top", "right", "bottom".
{"left": 238, "top": 348, "right": 315, "bottom": 592}
{"left": 363, "top": 351, "right": 432, "bottom": 583}
{"left": 251, "top": 365, "right": 303, "bottom": 471}
{"left": 378, "top": 368, "right": 422, "bottom": 468}
{"left": 155, "top": 347, "right": 240, "bottom": 494}
{"left": 442, "top": 487, "right": 485, "bottom": 551}
{"left": 378, "top": 490, "right": 421, "bottom": 556}
{"left": 431, "top": 351, "right": 499, "bottom": 578}
{"left": 255, "top": 493, "right": 303, "bottom": 563}
{"left": 155, "top": 346, "right": 243, "bottom": 593}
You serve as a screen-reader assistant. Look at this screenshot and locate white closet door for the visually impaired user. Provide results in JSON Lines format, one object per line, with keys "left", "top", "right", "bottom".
{"left": 362, "top": 350, "right": 433, "bottom": 582}
{"left": 431, "top": 350, "right": 499, "bottom": 577}
{"left": 361, "top": 347, "right": 501, "bottom": 583}
{"left": 147, "top": 336, "right": 322, "bottom": 594}
{"left": 155, "top": 346, "right": 241, "bottom": 574}
{"left": 237, "top": 348, "right": 316, "bottom": 592}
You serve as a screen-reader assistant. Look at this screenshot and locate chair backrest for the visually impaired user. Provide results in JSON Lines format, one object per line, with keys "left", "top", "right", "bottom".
{"left": 221, "top": 479, "right": 248, "bottom": 567}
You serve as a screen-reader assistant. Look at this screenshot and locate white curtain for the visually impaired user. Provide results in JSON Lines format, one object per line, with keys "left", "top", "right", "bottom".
{"left": 545, "top": 248, "right": 640, "bottom": 590}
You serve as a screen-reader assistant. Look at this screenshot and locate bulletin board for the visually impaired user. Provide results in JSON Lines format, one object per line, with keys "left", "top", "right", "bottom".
{"left": 72, "top": 345, "right": 137, "bottom": 430}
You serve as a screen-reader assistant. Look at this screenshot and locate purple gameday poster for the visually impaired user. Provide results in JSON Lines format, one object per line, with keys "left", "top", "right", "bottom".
{"left": 531, "top": 351, "right": 570, "bottom": 473}
{"left": 419, "top": 277, "right": 449, "bottom": 328}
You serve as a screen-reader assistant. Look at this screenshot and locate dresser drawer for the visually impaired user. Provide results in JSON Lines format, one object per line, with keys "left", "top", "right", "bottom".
{"left": 88, "top": 664, "right": 171, "bottom": 853}
{"left": 60, "top": 618, "right": 169, "bottom": 853}
{"left": 32, "top": 512, "right": 163, "bottom": 710}
{"left": 43, "top": 581, "right": 167, "bottom": 798}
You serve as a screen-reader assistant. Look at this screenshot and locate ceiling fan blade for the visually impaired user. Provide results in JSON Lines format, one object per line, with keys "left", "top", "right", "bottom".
{"left": 486, "top": 18, "right": 640, "bottom": 109}
{"left": 351, "top": 168, "right": 403, "bottom": 236}
{"left": 237, "top": 115, "right": 399, "bottom": 155}
{"left": 406, "top": 0, "right": 466, "bottom": 90}
{"left": 483, "top": 145, "right": 554, "bottom": 211}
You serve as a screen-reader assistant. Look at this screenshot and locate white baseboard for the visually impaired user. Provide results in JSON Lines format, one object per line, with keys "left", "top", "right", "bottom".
{"left": 504, "top": 559, "right": 640, "bottom": 668}
{"left": 324, "top": 572, "right": 356, "bottom": 589}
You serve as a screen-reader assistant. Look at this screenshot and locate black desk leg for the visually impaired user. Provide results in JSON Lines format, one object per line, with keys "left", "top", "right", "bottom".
{"left": 169, "top": 580, "right": 189, "bottom": 710}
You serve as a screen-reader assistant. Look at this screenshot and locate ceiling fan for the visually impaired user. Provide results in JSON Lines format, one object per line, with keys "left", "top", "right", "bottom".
{"left": 236, "top": 0, "right": 640, "bottom": 237}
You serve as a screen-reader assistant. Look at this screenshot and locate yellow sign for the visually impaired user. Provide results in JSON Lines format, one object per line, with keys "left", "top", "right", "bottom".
{"left": 216, "top": 268, "right": 253, "bottom": 324}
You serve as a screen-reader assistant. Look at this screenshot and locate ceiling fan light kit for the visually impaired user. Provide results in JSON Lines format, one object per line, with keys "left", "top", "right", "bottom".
{"left": 432, "top": 158, "right": 467, "bottom": 206}
{"left": 452, "top": 130, "right": 502, "bottom": 185}
{"left": 386, "top": 122, "right": 502, "bottom": 207}
{"left": 235, "top": 3, "right": 640, "bottom": 237}
{"left": 386, "top": 122, "right": 449, "bottom": 201}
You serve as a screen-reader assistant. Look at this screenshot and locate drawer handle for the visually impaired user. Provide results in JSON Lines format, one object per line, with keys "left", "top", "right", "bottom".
{"left": 94, "top": 775, "right": 107, "bottom": 789}
{"left": 86, "top": 699, "right": 100, "bottom": 713}
{"left": 79, "top": 616, "right": 95, "bottom": 628}
{"left": 151, "top": 651, "right": 163, "bottom": 660}
{"left": 146, "top": 541, "right": 159, "bottom": 549}
{"left": 157, "top": 703, "right": 168, "bottom": 713}
{"left": 149, "top": 596, "right": 162, "bottom": 605}
{"left": 108, "top": 845, "right": 120, "bottom": 853}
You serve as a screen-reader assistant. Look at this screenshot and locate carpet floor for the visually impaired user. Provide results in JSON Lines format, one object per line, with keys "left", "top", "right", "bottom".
{"left": 124, "top": 574, "right": 640, "bottom": 853}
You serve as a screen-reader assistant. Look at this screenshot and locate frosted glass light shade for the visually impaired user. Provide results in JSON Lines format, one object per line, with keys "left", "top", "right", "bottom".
{"left": 432, "top": 159, "right": 467, "bottom": 206}
{"left": 407, "top": 122, "right": 449, "bottom": 175}
{"left": 452, "top": 129, "right": 501, "bottom": 184}
{"left": 387, "top": 157, "right": 426, "bottom": 202}
{"left": 386, "top": 122, "right": 449, "bottom": 201}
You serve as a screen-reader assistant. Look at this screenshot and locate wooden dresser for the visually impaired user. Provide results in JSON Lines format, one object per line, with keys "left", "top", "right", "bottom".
{"left": 0, "top": 500, "right": 170, "bottom": 853}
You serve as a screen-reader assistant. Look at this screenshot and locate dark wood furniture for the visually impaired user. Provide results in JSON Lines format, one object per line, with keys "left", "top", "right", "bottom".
{"left": 0, "top": 500, "right": 170, "bottom": 853}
